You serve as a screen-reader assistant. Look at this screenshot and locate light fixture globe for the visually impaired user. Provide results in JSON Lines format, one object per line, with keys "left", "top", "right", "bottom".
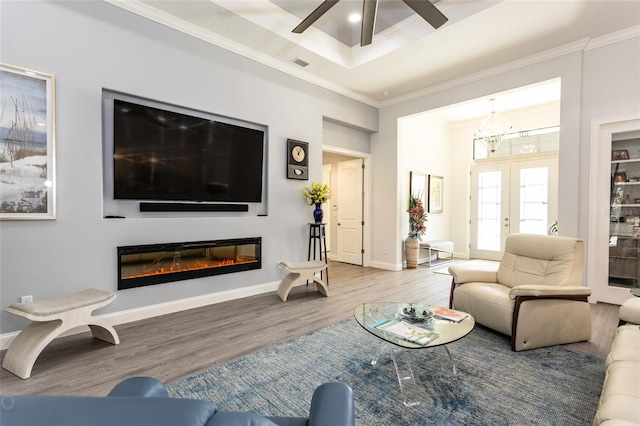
{"left": 475, "top": 99, "right": 512, "bottom": 153}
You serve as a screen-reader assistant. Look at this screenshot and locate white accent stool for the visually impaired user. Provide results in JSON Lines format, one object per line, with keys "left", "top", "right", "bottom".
{"left": 2, "top": 288, "right": 120, "bottom": 379}
{"left": 277, "top": 261, "right": 328, "bottom": 302}
{"left": 420, "top": 240, "right": 454, "bottom": 267}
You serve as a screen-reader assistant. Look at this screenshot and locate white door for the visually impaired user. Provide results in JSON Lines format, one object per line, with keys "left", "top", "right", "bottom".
{"left": 470, "top": 157, "right": 559, "bottom": 260}
{"left": 336, "top": 158, "right": 363, "bottom": 265}
{"left": 322, "top": 164, "right": 331, "bottom": 255}
{"left": 470, "top": 163, "right": 510, "bottom": 260}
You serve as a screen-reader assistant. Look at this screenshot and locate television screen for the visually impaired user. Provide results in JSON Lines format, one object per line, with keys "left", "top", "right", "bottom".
{"left": 113, "top": 99, "right": 264, "bottom": 203}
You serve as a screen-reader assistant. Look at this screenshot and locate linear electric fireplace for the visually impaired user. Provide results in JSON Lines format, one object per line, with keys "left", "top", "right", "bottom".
{"left": 117, "top": 238, "right": 261, "bottom": 290}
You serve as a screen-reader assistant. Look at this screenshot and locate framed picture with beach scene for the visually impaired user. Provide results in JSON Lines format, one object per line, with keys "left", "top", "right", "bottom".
{"left": 0, "top": 63, "right": 56, "bottom": 219}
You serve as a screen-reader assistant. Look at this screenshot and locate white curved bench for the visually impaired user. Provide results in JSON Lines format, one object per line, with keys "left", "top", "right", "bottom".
{"left": 2, "top": 288, "right": 120, "bottom": 379}
{"left": 277, "top": 261, "right": 328, "bottom": 301}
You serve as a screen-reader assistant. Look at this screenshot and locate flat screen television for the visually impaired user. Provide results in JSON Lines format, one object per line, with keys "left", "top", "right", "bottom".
{"left": 112, "top": 99, "right": 264, "bottom": 203}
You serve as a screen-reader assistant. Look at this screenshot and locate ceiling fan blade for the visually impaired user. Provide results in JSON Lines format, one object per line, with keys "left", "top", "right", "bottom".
{"left": 361, "top": 0, "right": 378, "bottom": 46}
{"left": 292, "top": 0, "right": 340, "bottom": 34}
{"left": 402, "top": 0, "right": 448, "bottom": 29}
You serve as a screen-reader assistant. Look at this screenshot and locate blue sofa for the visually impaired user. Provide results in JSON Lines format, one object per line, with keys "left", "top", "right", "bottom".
{"left": 0, "top": 377, "right": 354, "bottom": 426}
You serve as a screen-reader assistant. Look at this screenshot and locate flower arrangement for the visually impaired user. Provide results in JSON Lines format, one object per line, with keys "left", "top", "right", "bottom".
{"left": 407, "top": 193, "right": 427, "bottom": 240}
{"left": 302, "top": 182, "right": 331, "bottom": 205}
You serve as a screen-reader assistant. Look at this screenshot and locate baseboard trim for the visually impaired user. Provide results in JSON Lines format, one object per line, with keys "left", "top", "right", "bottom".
{"left": 368, "top": 260, "right": 402, "bottom": 271}
{"left": 0, "top": 280, "right": 281, "bottom": 351}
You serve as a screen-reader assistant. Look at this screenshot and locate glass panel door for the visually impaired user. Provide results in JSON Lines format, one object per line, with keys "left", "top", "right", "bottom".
{"left": 471, "top": 158, "right": 558, "bottom": 260}
{"left": 477, "top": 170, "right": 503, "bottom": 251}
{"left": 516, "top": 165, "right": 552, "bottom": 235}
{"left": 471, "top": 164, "right": 509, "bottom": 260}
{"left": 589, "top": 120, "right": 640, "bottom": 305}
{"left": 609, "top": 136, "right": 640, "bottom": 293}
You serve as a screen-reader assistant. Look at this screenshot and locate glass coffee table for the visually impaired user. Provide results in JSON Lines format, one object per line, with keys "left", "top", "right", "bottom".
{"left": 354, "top": 302, "right": 475, "bottom": 406}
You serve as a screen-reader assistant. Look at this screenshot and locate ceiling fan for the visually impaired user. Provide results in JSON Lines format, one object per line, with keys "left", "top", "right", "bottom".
{"left": 292, "top": 0, "right": 448, "bottom": 46}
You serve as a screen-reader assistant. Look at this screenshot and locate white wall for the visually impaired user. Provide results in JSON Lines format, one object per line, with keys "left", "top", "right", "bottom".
{"left": 399, "top": 114, "right": 451, "bottom": 245}
{"left": 0, "top": 0, "right": 377, "bottom": 334}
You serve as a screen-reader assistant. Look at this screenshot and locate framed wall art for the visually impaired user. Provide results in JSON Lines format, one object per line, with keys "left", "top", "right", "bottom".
{"left": 428, "top": 175, "right": 443, "bottom": 214}
{"left": 612, "top": 149, "right": 629, "bottom": 161}
{"left": 0, "top": 63, "right": 56, "bottom": 220}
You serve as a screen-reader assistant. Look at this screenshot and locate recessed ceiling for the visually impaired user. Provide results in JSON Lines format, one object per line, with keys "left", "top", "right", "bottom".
{"left": 273, "top": 0, "right": 416, "bottom": 47}
{"left": 107, "top": 0, "right": 639, "bottom": 107}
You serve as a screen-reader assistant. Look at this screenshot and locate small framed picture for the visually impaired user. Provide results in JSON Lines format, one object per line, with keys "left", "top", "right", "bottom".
{"left": 612, "top": 149, "right": 630, "bottom": 160}
{"left": 428, "top": 175, "right": 443, "bottom": 214}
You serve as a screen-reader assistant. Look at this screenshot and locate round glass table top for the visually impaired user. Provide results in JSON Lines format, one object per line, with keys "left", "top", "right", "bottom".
{"left": 354, "top": 302, "right": 475, "bottom": 349}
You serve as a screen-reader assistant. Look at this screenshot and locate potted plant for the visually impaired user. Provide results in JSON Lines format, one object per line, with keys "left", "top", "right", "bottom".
{"left": 302, "top": 182, "right": 331, "bottom": 223}
{"left": 406, "top": 194, "right": 427, "bottom": 268}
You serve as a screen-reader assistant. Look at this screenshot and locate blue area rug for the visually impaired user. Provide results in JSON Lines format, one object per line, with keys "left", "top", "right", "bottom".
{"left": 168, "top": 318, "right": 604, "bottom": 425}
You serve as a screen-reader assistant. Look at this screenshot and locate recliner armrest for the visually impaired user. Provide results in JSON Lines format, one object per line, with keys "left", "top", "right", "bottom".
{"left": 107, "top": 376, "right": 169, "bottom": 398}
{"left": 308, "top": 382, "right": 354, "bottom": 426}
{"left": 619, "top": 297, "right": 640, "bottom": 324}
{"left": 449, "top": 264, "right": 498, "bottom": 284}
{"left": 509, "top": 285, "right": 591, "bottom": 299}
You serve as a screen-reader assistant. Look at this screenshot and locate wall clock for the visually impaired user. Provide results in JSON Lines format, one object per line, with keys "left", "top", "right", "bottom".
{"left": 287, "top": 139, "right": 309, "bottom": 180}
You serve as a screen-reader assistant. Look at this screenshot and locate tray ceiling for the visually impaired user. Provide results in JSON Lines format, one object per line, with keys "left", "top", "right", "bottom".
{"left": 107, "top": 0, "right": 639, "bottom": 109}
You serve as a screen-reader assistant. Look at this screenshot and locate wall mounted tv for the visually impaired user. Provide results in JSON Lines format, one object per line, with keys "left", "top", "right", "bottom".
{"left": 112, "top": 99, "right": 265, "bottom": 204}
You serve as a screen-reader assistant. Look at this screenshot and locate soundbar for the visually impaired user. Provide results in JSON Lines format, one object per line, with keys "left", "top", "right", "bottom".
{"left": 140, "top": 202, "right": 249, "bottom": 212}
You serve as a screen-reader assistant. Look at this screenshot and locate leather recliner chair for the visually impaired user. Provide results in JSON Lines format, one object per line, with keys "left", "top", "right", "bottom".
{"left": 449, "top": 233, "right": 591, "bottom": 351}
{"left": 0, "top": 376, "right": 355, "bottom": 426}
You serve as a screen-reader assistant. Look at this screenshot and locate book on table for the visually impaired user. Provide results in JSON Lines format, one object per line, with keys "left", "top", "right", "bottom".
{"left": 431, "top": 306, "right": 469, "bottom": 322}
{"left": 369, "top": 319, "right": 439, "bottom": 346}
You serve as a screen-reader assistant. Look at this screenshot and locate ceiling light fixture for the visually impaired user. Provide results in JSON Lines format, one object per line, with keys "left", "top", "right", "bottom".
{"left": 474, "top": 99, "right": 512, "bottom": 153}
{"left": 348, "top": 13, "right": 361, "bottom": 23}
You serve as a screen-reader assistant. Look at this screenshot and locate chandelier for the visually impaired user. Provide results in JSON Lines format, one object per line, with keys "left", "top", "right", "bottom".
{"left": 475, "top": 99, "right": 512, "bottom": 153}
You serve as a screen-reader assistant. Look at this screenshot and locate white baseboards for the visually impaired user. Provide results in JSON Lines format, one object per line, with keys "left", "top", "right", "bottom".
{"left": 368, "top": 260, "right": 402, "bottom": 271}
{"left": 0, "top": 280, "right": 281, "bottom": 351}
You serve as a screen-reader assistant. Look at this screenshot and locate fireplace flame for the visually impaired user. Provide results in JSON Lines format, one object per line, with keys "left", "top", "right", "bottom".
{"left": 122, "top": 258, "right": 257, "bottom": 280}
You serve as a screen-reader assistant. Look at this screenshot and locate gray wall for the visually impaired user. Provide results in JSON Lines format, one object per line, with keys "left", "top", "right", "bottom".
{"left": 0, "top": 0, "right": 377, "bottom": 334}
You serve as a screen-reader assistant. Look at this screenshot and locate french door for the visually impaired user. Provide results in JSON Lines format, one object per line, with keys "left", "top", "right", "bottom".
{"left": 470, "top": 157, "right": 559, "bottom": 260}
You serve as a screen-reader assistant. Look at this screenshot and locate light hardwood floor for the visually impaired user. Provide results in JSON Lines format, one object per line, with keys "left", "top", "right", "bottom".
{"left": 0, "top": 260, "right": 620, "bottom": 397}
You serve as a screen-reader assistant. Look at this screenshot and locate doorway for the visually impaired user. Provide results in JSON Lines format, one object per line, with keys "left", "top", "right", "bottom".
{"left": 323, "top": 149, "right": 370, "bottom": 266}
{"left": 589, "top": 115, "right": 640, "bottom": 304}
{"left": 470, "top": 156, "right": 559, "bottom": 260}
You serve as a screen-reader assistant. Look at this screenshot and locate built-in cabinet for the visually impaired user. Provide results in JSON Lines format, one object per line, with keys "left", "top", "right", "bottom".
{"left": 610, "top": 150, "right": 640, "bottom": 288}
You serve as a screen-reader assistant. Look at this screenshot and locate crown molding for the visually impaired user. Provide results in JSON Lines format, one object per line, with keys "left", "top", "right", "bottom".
{"left": 377, "top": 38, "right": 590, "bottom": 108}
{"left": 584, "top": 25, "right": 640, "bottom": 51}
{"left": 381, "top": 25, "right": 640, "bottom": 108}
